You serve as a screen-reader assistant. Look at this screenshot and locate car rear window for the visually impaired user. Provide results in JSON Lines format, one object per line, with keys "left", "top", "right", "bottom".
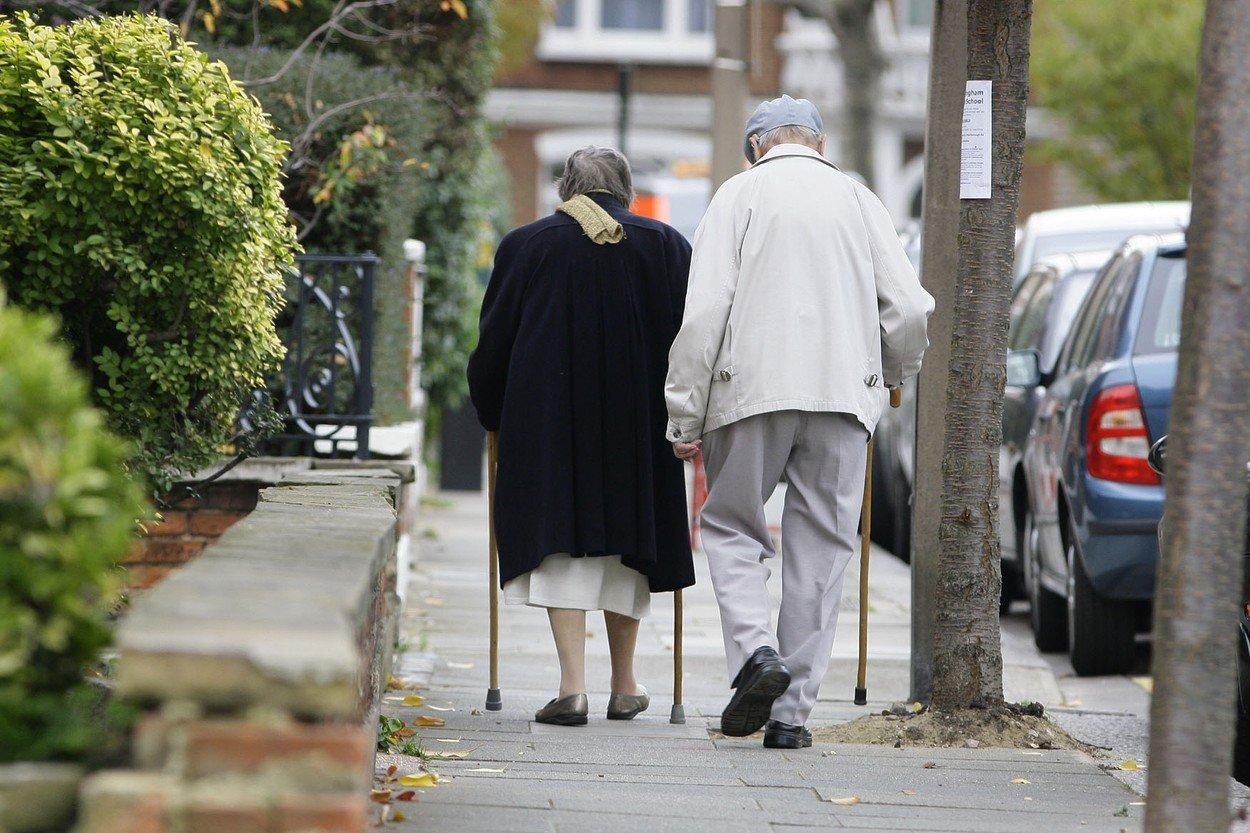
{"left": 1135, "top": 253, "right": 1187, "bottom": 355}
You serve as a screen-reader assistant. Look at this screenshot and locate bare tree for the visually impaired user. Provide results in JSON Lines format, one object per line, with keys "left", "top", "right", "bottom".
{"left": 1144, "top": 2, "right": 1250, "bottom": 830}
{"left": 929, "top": 0, "right": 1031, "bottom": 710}
{"left": 783, "top": 0, "right": 882, "bottom": 187}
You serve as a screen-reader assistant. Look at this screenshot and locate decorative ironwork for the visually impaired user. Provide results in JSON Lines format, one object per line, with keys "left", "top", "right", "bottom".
{"left": 261, "top": 253, "right": 378, "bottom": 459}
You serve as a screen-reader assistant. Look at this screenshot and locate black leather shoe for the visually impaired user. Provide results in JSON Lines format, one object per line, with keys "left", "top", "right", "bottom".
{"left": 763, "top": 720, "right": 812, "bottom": 749}
{"left": 721, "top": 646, "right": 791, "bottom": 737}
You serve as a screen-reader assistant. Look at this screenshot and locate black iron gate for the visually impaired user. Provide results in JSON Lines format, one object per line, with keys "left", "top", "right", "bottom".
{"left": 262, "top": 253, "right": 378, "bottom": 459}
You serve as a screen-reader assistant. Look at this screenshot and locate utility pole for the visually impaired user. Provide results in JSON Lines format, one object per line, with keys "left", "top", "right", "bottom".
{"left": 910, "top": 0, "right": 968, "bottom": 704}
{"left": 617, "top": 63, "right": 634, "bottom": 157}
{"left": 711, "top": 0, "right": 749, "bottom": 189}
{"left": 1145, "top": 2, "right": 1250, "bottom": 830}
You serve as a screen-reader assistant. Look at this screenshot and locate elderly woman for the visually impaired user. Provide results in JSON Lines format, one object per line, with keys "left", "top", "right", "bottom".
{"left": 467, "top": 147, "right": 694, "bottom": 726}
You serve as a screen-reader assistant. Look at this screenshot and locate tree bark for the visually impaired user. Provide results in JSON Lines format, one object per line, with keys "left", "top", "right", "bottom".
{"left": 930, "top": 0, "right": 1031, "bottom": 711}
{"left": 786, "top": 0, "right": 883, "bottom": 187}
{"left": 1144, "top": 2, "right": 1250, "bottom": 830}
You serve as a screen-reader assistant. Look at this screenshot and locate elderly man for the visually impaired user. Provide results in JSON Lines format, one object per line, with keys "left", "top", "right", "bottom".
{"left": 665, "top": 96, "right": 934, "bottom": 748}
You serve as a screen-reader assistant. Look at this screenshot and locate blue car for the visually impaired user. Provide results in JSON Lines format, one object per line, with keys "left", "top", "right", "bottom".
{"left": 1013, "top": 233, "right": 1185, "bottom": 675}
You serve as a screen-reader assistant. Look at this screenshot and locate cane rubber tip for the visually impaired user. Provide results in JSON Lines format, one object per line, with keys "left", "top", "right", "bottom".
{"left": 853, "top": 687, "right": 867, "bottom": 706}
{"left": 485, "top": 688, "right": 502, "bottom": 711}
{"left": 669, "top": 704, "right": 686, "bottom": 724}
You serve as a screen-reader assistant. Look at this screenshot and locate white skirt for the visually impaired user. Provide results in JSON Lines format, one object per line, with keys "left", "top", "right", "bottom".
{"left": 504, "top": 553, "right": 651, "bottom": 620}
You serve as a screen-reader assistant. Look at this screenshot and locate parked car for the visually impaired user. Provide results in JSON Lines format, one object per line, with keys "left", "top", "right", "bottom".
{"left": 1015, "top": 233, "right": 1185, "bottom": 674}
{"left": 1147, "top": 436, "right": 1250, "bottom": 786}
{"left": 998, "top": 251, "right": 1110, "bottom": 609}
{"left": 1012, "top": 202, "right": 1189, "bottom": 288}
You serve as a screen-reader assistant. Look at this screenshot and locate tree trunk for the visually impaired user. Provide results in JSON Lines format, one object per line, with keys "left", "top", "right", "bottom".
{"left": 1144, "top": 2, "right": 1250, "bottom": 830}
{"left": 930, "top": 0, "right": 1031, "bottom": 711}
{"left": 785, "top": 0, "right": 883, "bottom": 188}
{"left": 826, "top": 0, "right": 882, "bottom": 188}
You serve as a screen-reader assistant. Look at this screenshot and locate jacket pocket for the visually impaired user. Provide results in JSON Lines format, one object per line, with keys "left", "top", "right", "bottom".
{"left": 711, "top": 323, "right": 742, "bottom": 409}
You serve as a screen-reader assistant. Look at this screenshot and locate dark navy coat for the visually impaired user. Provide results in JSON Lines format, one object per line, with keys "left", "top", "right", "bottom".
{"left": 467, "top": 193, "right": 695, "bottom": 593}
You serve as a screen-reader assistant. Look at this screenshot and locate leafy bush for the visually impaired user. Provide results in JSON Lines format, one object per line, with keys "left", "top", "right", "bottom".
{"left": 0, "top": 13, "right": 296, "bottom": 489}
{"left": 211, "top": 47, "right": 430, "bottom": 425}
{"left": 0, "top": 300, "right": 148, "bottom": 762}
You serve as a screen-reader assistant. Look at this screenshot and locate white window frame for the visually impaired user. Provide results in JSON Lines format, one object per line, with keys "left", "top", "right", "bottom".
{"left": 539, "top": 0, "right": 713, "bottom": 64}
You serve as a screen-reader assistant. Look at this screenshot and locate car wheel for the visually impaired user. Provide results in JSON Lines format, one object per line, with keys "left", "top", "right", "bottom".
{"left": 889, "top": 474, "right": 912, "bottom": 564}
{"left": 869, "top": 441, "right": 895, "bottom": 548}
{"left": 1235, "top": 696, "right": 1250, "bottom": 787}
{"left": 1066, "top": 540, "right": 1137, "bottom": 676}
{"left": 1024, "top": 511, "right": 1066, "bottom": 651}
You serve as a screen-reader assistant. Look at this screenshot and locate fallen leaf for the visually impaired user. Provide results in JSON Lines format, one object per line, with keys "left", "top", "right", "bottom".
{"left": 370, "top": 789, "right": 392, "bottom": 803}
{"left": 398, "top": 772, "right": 439, "bottom": 788}
{"left": 393, "top": 811, "right": 407, "bottom": 822}
{"left": 1011, "top": 778, "right": 1031, "bottom": 785}
{"left": 901, "top": 789, "right": 917, "bottom": 796}
{"left": 909, "top": 702, "right": 924, "bottom": 713}
{"left": 470, "top": 708, "right": 483, "bottom": 715}
{"left": 448, "top": 662, "right": 474, "bottom": 669}
{"left": 396, "top": 728, "right": 416, "bottom": 738}
{"left": 1120, "top": 759, "right": 1141, "bottom": 771}
{"left": 403, "top": 695, "right": 425, "bottom": 707}
{"left": 427, "top": 705, "right": 455, "bottom": 712}
{"left": 922, "top": 761, "right": 937, "bottom": 769}
{"left": 395, "top": 790, "right": 416, "bottom": 801}
{"left": 386, "top": 764, "right": 397, "bottom": 778}
{"left": 415, "top": 715, "right": 446, "bottom": 727}
{"left": 827, "top": 796, "right": 860, "bottom": 806}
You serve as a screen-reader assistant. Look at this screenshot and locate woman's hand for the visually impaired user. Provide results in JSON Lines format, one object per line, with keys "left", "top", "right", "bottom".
{"left": 672, "top": 440, "right": 702, "bottom": 461}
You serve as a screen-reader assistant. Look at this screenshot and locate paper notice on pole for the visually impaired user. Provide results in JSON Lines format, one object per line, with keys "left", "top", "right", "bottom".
{"left": 960, "top": 80, "right": 992, "bottom": 199}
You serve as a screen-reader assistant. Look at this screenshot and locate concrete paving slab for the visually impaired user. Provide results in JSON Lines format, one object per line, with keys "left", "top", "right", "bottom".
{"left": 381, "top": 491, "right": 1147, "bottom": 833}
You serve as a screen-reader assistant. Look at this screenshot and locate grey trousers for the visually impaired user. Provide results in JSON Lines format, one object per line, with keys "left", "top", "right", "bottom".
{"left": 701, "top": 410, "right": 868, "bottom": 725}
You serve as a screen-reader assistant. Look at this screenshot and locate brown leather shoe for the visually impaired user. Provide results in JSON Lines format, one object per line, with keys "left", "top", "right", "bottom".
{"left": 607, "top": 685, "right": 650, "bottom": 720}
{"left": 535, "top": 693, "right": 588, "bottom": 726}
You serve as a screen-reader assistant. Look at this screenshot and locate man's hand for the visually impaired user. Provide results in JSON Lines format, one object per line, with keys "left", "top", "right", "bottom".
{"left": 672, "top": 439, "right": 702, "bottom": 461}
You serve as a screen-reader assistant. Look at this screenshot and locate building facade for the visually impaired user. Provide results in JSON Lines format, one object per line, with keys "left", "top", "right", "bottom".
{"left": 487, "top": 0, "right": 1076, "bottom": 235}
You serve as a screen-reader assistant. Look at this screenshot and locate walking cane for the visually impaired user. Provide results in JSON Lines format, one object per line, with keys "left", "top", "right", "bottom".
{"left": 854, "top": 386, "right": 902, "bottom": 706}
{"left": 671, "top": 588, "right": 685, "bottom": 724}
{"left": 485, "top": 431, "right": 502, "bottom": 711}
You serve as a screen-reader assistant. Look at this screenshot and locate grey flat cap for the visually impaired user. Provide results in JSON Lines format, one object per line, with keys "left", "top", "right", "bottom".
{"left": 743, "top": 94, "right": 824, "bottom": 163}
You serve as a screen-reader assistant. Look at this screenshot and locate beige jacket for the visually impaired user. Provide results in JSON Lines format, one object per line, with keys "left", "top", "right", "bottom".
{"left": 664, "top": 143, "right": 934, "bottom": 442}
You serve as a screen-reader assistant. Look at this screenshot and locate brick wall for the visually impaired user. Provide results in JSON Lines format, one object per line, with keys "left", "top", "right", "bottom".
{"left": 126, "top": 482, "right": 260, "bottom": 590}
{"left": 81, "top": 468, "right": 411, "bottom": 833}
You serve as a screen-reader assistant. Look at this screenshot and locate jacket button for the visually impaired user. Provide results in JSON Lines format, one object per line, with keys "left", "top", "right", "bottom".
{"left": 865, "top": 374, "right": 879, "bottom": 387}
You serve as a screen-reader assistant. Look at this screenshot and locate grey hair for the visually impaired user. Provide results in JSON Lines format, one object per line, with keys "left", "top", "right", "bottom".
{"left": 556, "top": 146, "right": 636, "bottom": 206}
{"left": 754, "top": 124, "right": 823, "bottom": 157}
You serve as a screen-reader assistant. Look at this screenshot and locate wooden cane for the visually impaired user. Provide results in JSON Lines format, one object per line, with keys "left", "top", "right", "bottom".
{"left": 855, "top": 386, "right": 902, "bottom": 706}
{"left": 485, "top": 431, "right": 502, "bottom": 711}
{"left": 671, "top": 588, "right": 685, "bottom": 724}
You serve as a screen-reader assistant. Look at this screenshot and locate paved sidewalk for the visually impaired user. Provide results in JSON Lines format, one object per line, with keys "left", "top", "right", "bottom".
{"left": 379, "top": 490, "right": 1145, "bottom": 832}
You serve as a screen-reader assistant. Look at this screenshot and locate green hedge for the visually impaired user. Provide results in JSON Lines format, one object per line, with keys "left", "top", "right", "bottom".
{"left": 0, "top": 299, "right": 148, "bottom": 763}
{"left": 210, "top": 0, "right": 504, "bottom": 420}
{"left": 0, "top": 13, "right": 295, "bottom": 489}
{"left": 211, "top": 47, "right": 429, "bottom": 425}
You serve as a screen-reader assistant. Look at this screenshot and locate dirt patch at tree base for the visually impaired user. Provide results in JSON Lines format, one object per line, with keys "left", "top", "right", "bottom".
{"left": 814, "top": 702, "right": 1098, "bottom": 753}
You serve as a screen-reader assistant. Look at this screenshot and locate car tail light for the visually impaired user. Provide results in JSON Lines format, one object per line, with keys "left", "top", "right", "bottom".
{"left": 1086, "top": 384, "right": 1160, "bottom": 485}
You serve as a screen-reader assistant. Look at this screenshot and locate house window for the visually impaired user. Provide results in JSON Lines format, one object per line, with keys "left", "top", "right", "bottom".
{"left": 538, "top": 0, "right": 713, "bottom": 63}
{"left": 602, "top": 0, "right": 664, "bottom": 30}
{"left": 904, "top": 0, "right": 933, "bottom": 29}
{"left": 688, "top": 0, "right": 710, "bottom": 32}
